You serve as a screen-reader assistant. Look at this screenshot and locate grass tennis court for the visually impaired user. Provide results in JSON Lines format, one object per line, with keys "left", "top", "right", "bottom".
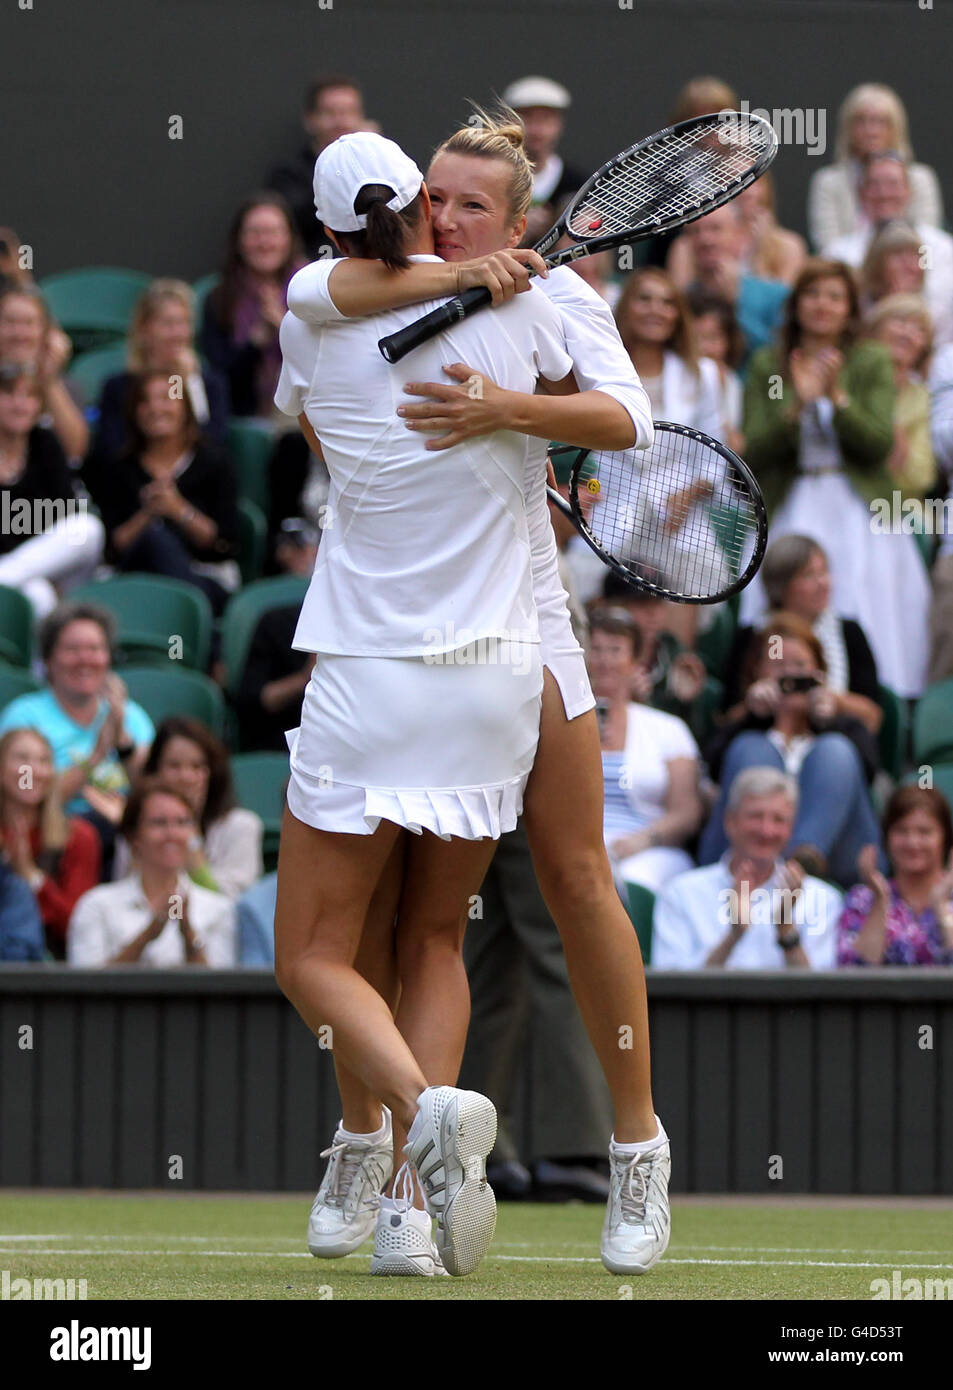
{"left": 1, "top": 1194, "right": 951, "bottom": 1300}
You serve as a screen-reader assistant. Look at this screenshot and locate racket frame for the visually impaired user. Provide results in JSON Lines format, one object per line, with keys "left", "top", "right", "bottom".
{"left": 378, "top": 111, "right": 778, "bottom": 363}
{"left": 565, "top": 421, "right": 769, "bottom": 603}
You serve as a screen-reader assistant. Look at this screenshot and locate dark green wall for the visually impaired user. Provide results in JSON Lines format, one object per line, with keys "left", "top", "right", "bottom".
{"left": 2, "top": 0, "right": 949, "bottom": 280}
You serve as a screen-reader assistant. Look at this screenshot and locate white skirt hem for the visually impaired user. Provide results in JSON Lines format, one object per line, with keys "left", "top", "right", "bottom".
{"left": 286, "top": 764, "right": 527, "bottom": 841}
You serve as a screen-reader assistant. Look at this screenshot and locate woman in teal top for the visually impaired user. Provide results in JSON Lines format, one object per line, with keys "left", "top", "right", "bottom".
{"left": 740, "top": 258, "right": 929, "bottom": 699}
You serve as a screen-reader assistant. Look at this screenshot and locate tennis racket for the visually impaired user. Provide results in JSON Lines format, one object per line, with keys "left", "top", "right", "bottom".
{"left": 379, "top": 109, "right": 777, "bottom": 364}
{"left": 545, "top": 422, "right": 768, "bottom": 603}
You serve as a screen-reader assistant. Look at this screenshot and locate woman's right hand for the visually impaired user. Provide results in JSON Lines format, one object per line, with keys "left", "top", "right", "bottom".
{"left": 789, "top": 348, "right": 827, "bottom": 405}
{"left": 745, "top": 677, "right": 781, "bottom": 717}
{"left": 454, "top": 249, "right": 547, "bottom": 306}
{"left": 858, "top": 843, "right": 890, "bottom": 900}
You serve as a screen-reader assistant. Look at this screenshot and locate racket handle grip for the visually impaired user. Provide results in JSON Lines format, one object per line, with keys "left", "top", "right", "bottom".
{"left": 378, "top": 285, "right": 493, "bottom": 363}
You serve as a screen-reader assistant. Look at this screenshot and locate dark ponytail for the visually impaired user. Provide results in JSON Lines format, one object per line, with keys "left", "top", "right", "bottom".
{"left": 333, "top": 183, "right": 423, "bottom": 271}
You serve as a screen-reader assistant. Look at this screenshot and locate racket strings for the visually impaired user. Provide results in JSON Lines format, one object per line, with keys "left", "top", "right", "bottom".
{"left": 577, "top": 432, "right": 762, "bottom": 601}
{"left": 567, "top": 118, "right": 774, "bottom": 240}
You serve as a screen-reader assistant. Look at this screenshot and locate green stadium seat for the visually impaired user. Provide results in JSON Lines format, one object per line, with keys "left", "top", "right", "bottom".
{"left": 221, "top": 575, "right": 308, "bottom": 700}
{"left": 626, "top": 882, "right": 655, "bottom": 964}
{"left": 227, "top": 419, "right": 273, "bottom": 512}
{"left": 191, "top": 272, "right": 220, "bottom": 319}
{"left": 38, "top": 267, "right": 152, "bottom": 354}
{"left": 912, "top": 678, "right": 953, "bottom": 767}
{"left": 230, "top": 751, "right": 289, "bottom": 869}
{"left": 236, "top": 498, "right": 267, "bottom": 585}
{"left": 876, "top": 682, "right": 909, "bottom": 781}
{"left": 120, "top": 665, "right": 226, "bottom": 737}
{"left": 66, "top": 342, "right": 129, "bottom": 404}
{"left": 0, "top": 585, "right": 34, "bottom": 668}
{"left": 71, "top": 574, "right": 213, "bottom": 670}
{"left": 0, "top": 663, "right": 40, "bottom": 712}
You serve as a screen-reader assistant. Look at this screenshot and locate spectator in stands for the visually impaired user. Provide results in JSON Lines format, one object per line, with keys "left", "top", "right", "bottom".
{"left": 235, "top": 869, "right": 277, "bottom": 966}
{"left": 699, "top": 613, "right": 882, "bottom": 887}
{"left": 501, "top": 76, "right": 585, "bottom": 247}
{"left": 671, "top": 75, "right": 738, "bottom": 123}
{"left": 67, "top": 777, "right": 236, "bottom": 967}
{"left": 741, "top": 258, "right": 929, "bottom": 699}
{"left": 824, "top": 157, "right": 953, "bottom": 333}
{"left": 588, "top": 609, "right": 702, "bottom": 893}
{"left": 0, "top": 603, "right": 153, "bottom": 847}
{"left": 734, "top": 173, "right": 807, "bottom": 287}
{"left": 93, "top": 280, "right": 229, "bottom": 464}
{"left": 927, "top": 342, "right": 953, "bottom": 682}
{"left": 235, "top": 519, "right": 316, "bottom": 750}
{"left": 637, "top": 76, "right": 740, "bottom": 273}
{"left": 808, "top": 84, "right": 943, "bottom": 252}
{"left": 860, "top": 222, "right": 953, "bottom": 348}
{"left": 838, "top": 787, "right": 953, "bottom": 966}
{"left": 723, "top": 535, "right": 882, "bottom": 735}
{"left": 864, "top": 294, "right": 936, "bottom": 501}
{"left": 87, "top": 369, "right": 240, "bottom": 614}
{"left": 615, "top": 267, "right": 721, "bottom": 436}
{"left": 0, "top": 364, "right": 105, "bottom": 618}
{"left": 665, "top": 204, "right": 789, "bottom": 363}
{"left": 597, "top": 575, "right": 711, "bottom": 743}
{"left": 200, "top": 193, "right": 304, "bottom": 420}
{"left": 687, "top": 291, "right": 745, "bottom": 452}
{"left": 0, "top": 854, "right": 44, "bottom": 961}
{"left": 0, "top": 284, "right": 89, "bottom": 460}
{"left": 118, "top": 717, "right": 263, "bottom": 899}
{"left": 614, "top": 265, "right": 726, "bottom": 645}
{"left": 0, "top": 727, "right": 101, "bottom": 959}
{"left": 653, "top": 767, "right": 841, "bottom": 970}
{"left": 264, "top": 75, "right": 368, "bottom": 257}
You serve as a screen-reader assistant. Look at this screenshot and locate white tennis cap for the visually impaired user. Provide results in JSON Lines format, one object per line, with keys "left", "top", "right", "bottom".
{"left": 313, "top": 132, "right": 424, "bottom": 232}
{"left": 502, "top": 76, "right": 571, "bottom": 111}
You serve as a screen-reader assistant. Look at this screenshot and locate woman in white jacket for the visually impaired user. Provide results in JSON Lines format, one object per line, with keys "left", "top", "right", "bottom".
{"left": 807, "top": 83, "right": 943, "bottom": 253}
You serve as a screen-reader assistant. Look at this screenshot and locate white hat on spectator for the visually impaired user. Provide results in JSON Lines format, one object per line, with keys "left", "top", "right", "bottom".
{"left": 313, "top": 132, "right": 423, "bottom": 232}
{"left": 502, "top": 76, "right": 571, "bottom": 111}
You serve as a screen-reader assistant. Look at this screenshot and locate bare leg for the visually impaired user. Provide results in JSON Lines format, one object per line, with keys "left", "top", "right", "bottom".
{"left": 273, "top": 805, "right": 425, "bottom": 1133}
{"left": 523, "top": 671, "right": 657, "bottom": 1142}
{"left": 333, "top": 835, "right": 407, "bottom": 1134}
{"left": 389, "top": 831, "right": 499, "bottom": 1204}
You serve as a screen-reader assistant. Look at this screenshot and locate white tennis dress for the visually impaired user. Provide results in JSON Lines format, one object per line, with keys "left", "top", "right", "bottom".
{"left": 285, "top": 259, "right": 654, "bottom": 722}
{"left": 276, "top": 256, "right": 572, "bottom": 839}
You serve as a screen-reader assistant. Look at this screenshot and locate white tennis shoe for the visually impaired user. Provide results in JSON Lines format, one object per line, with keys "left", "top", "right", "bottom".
{"left": 370, "top": 1164, "right": 450, "bottom": 1277}
{"left": 307, "top": 1109, "right": 393, "bottom": 1258}
{"left": 405, "top": 1085, "right": 497, "bottom": 1276}
{"left": 601, "top": 1118, "right": 672, "bottom": 1275}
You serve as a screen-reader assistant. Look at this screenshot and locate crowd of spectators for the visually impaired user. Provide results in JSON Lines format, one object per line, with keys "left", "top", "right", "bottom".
{"left": 2, "top": 72, "right": 953, "bottom": 982}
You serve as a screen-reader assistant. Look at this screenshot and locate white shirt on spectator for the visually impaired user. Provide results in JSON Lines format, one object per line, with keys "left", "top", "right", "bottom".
{"left": 825, "top": 223, "right": 953, "bottom": 345}
{"left": 67, "top": 873, "right": 236, "bottom": 967}
{"left": 652, "top": 856, "right": 842, "bottom": 970}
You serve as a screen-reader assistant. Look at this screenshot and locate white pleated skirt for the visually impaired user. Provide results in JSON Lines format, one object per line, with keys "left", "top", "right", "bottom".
{"left": 286, "top": 639, "right": 544, "bottom": 839}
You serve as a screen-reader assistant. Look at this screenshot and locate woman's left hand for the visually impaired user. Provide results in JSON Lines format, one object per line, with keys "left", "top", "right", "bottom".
{"left": 39, "top": 327, "right": 72, "bottom": 379}
{"left": 807, "top": 679, "right": 839, "bottom": 724}
{"left": 397, "top": 363, "right": 513, "bottom": 449}
{"left": 928, "top": 852, "right": 953, "bottom": 921}
{"left": 141, "top": 477, "right": 185, "bottom": 520}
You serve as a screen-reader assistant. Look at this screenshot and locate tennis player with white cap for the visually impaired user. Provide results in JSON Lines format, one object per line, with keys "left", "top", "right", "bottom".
{"left": 273, "top": 130, "right": 637, "bottom": 1278}
{"left": 284, "top": 112, "right": 672, "bottom": 1282}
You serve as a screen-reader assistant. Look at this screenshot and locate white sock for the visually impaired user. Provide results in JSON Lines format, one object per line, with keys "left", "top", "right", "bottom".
{"left": 338, "top": 1113, "right": 388, "bottom": 1143}
{"left": 611, "top": 1119, "right": 667, "bottom": 1155}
